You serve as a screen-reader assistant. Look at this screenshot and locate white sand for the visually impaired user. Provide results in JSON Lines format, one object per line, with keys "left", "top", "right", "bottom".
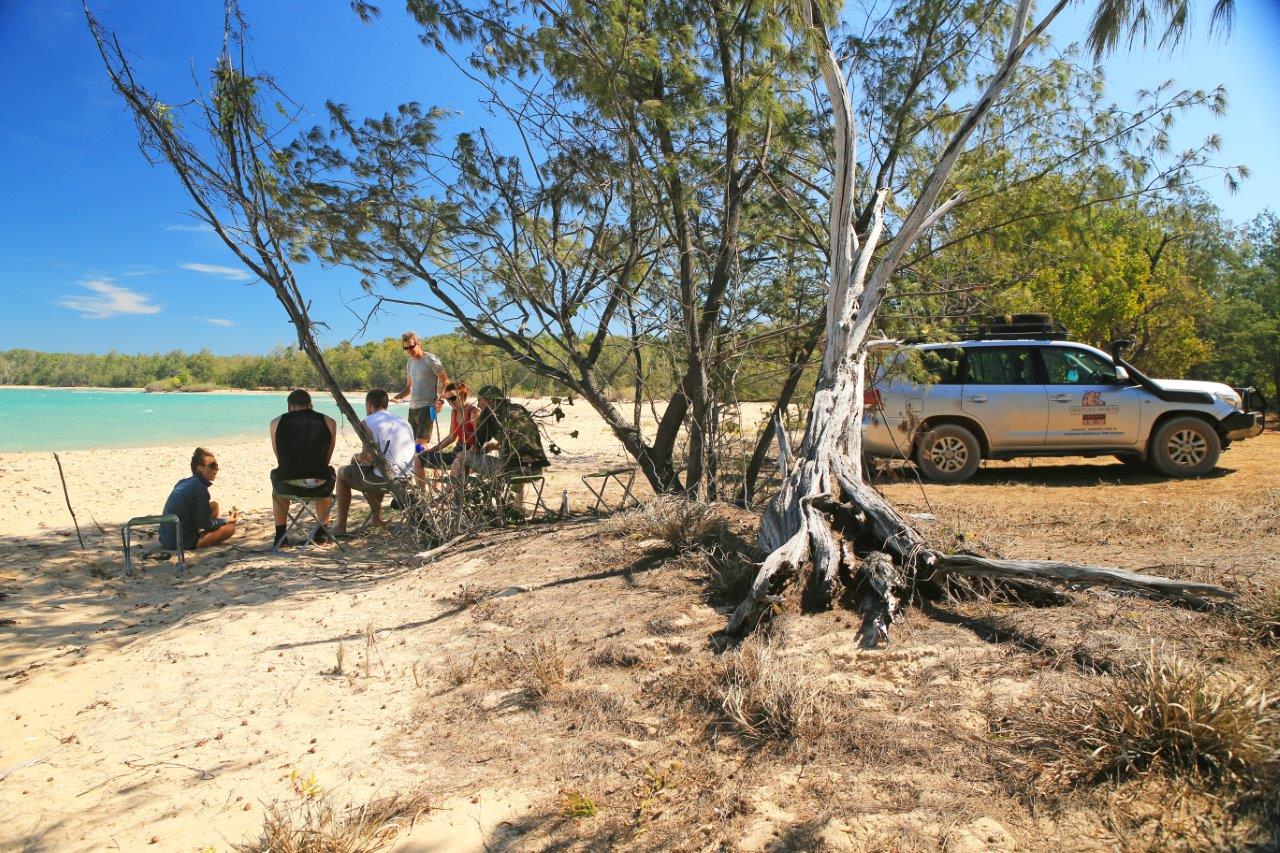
{"left": 0, "top": 397, "right": 666, "bottom": 539}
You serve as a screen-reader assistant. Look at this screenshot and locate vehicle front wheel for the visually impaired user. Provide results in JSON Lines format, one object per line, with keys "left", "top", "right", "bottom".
{"left": 1148, "top": 416, "right": 1221, "bottom": 477}
{"left": 914, "top": 424, "right": 982, "bottom": 483}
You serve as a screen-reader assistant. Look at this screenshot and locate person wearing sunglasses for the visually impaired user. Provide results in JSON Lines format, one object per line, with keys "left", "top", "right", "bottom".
{"left": 158, "top": 447, "right": 239, "bottom": 552}
{"left": 391, "top": 331, "right": 449, "bottom": 447}
{"left": 413, "top": 380, "right": 479, "bottom": 482}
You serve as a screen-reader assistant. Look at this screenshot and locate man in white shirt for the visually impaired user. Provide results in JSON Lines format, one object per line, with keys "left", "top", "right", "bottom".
{"left": 334, "top": 388, "right": 416, "bottom": 536}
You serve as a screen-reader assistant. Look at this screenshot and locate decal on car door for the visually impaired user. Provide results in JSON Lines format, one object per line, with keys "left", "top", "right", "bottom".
{"left": 1068, "top": 391, "right": 1120, "bottom": 433}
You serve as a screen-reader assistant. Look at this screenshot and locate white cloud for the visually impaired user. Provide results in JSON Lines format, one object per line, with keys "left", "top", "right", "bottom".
{"left": 182, "top": 262, "right": 252, "bottom": 281}
{"left": 57, "top": 279, "right": 162, "bottom": 319}
{"left": 205, "top": 318, "right": 235, "bottom": 327}
{"left": 165, "top": 223, "right": 215, "bottom": 233}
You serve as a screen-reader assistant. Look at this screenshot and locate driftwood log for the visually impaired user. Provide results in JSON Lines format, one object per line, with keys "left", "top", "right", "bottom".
{"left": 727, "top": 0, "right": 1231, "bottom": 643}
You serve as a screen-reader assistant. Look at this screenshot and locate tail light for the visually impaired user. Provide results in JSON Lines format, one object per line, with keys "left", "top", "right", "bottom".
{"left": 863, "top": 388, "right": 883, "bottom": 409}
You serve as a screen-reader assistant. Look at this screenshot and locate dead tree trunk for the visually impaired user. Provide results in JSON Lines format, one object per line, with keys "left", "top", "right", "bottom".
{"left": 727, "top": 0, "right": 1228, "bottom": 641}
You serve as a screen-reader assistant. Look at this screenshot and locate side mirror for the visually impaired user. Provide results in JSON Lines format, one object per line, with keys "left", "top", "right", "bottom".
{"left": 1114, "top": 366, "right": 1130, "bottom": 384}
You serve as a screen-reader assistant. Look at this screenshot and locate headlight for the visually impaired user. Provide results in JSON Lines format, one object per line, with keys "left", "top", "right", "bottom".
{"left": 1213, "top": 389, "right": 1242, "bottom": 408}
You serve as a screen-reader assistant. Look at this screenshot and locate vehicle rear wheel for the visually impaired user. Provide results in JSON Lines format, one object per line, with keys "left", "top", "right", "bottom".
{"left": 914, "top": 424, "right": 982, "bottom": 483}
{"left": 1148, "top": 416, "right": 1221, "bottom": 477}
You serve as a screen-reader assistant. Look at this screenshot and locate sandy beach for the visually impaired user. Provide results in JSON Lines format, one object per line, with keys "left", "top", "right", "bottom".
{"left": 2, "top": 395, "right": 1276, "bottom": 850}
{"left": 0, "top": 397, "right": 658, "bottom": 539}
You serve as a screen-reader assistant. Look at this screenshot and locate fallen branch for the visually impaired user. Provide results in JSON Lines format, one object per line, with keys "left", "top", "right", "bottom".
{"left": 933, "top": 553, "right": 1233, "bottom": 608}
{"left": 52, "top": 453, "right": 85, "bottom": 549}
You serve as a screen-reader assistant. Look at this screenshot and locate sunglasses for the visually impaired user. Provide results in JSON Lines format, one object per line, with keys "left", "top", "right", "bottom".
{"left": 204, "top": 461, "right": 219, "bottom": 470}
{"left": 444, "top": 395, "right": 458, "bottom": 402}
{"left": 402, "top": 345, "right": 416, "bottom": 351}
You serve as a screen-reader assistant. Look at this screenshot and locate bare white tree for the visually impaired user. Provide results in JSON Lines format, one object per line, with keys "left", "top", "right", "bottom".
{"left": 728, "top": 0, "right": 1232, "bottom": 642}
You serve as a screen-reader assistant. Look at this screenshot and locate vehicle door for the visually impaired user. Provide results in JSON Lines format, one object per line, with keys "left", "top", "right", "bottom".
{"left": 959, "top": 346, "right": 1047, "bottom": 449}
{"left": 1038, "top": 346, "right": 1142, "bottom": 446}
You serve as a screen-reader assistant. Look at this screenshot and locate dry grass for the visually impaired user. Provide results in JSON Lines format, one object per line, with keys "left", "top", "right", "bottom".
{"left": 1005, "top": 650, "right": 1280, "bottom": 793}
{"left": 442, "top": 582, "right": 493, "bottom": 610}
{"left": 591, "top": 642, "right": 655, "bottom": 669}
{"left": 608, "top": 497, "right": 727, "bottom": 552}
{"left": 1236, "top": 585, "right": 1280, "bottom": 645}
{"left": 235, "top": 792, "right": 430, "bottom": 853}
{"left": 707, "top": 634, "right": 829, "bottom": 742}
{"left": 522, "top": 637, "right": 571, "bottom": 700}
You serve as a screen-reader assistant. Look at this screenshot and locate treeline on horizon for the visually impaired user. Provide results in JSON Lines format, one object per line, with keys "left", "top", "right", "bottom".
{"left": 0, "top": 332, "right": 768, "bottom": 399}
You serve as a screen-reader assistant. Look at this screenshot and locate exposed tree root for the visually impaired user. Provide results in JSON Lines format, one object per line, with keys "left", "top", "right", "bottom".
{"left": 932, "top": 554, "right": 1233, "bottom": 610}
{"left": 728, "top": 475, "right": 1233, "bottom": 645}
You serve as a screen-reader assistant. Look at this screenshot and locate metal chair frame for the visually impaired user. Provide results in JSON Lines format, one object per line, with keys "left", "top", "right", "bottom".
{"left": 580, "top": 466, "right": 639, "bottom": 514}
{"left": 122, "top": 514, "right": 185, "bottom": 577}
{"left": 272, "top": 491, "right": 335, "bottom": 553}
{"left": 505, "top": 471, "right": 551, "bottom": 521}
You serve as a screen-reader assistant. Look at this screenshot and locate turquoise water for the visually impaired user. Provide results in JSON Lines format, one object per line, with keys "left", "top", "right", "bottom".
{"left": 0, "top": 388, "right": 412, "bottom": 452}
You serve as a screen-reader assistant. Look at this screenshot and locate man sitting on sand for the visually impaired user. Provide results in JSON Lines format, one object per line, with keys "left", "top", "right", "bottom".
{"left": 159, "top": 447, "right": 239, "bottom": 551}
{"left": 334, "top": 388, "right": 416, "bottom": 536}
{"left": 269, "top": 389, "right": 338, "bottom": 548}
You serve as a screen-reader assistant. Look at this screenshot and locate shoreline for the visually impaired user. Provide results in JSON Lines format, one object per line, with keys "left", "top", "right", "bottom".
{"left": 0, "top": 395, "right": 647, "bottom": 538}
{"left": 3, "top": 384, "right": 304, "bottom": 395}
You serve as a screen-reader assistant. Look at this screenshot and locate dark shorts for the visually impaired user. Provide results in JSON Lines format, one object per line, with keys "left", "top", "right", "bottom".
{"left": 408, "top": 406, "right": 437, "bottom": 439}
{"left": 340, "top": 462, "right": 391, "bottom": 493}
{"left": 270, "top": 468, "right": 336, "bottom": 498}
{"left": 416, "top": 450, "right": 457, "bottom": 469}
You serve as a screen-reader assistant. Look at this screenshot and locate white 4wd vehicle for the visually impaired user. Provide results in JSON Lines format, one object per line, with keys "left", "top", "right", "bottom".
{"left": 863, "top": 330, "right": 1265, "bottom": 483}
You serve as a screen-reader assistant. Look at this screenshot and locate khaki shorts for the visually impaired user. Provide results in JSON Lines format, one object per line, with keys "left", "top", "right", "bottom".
{"left": 339, "top": 462, "right": 389, "bottom": 494}
{"left": 408, "top": 406, "right": 437, "bottom": 440}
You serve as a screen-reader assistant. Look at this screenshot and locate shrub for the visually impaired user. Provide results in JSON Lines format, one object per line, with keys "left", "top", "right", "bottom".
{"left": 235, "top": 792, "right": 429, "bottom": 853}
{"left": 522, "top": 637, "right": 569, "bottom": 700}
{"left": 713, "top": 635, "right": 827, "bottom": 742}
{"left": 609, "top": 496, "right": 727, "bottom": 552}
{"left": 1008, "top": 651, "right": 1280, "bottom": 790}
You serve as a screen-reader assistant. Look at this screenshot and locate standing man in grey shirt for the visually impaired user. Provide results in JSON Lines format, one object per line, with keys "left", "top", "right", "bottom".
{"left": 392, "top": 331, "right": 449, "bottom": 446}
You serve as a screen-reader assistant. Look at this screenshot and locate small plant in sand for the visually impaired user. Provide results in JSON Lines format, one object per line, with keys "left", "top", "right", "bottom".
{"left": 522, "top": 637, "right": 570, "bottom": 700}
{"left": 235, "top": 791, "right": 430, "bottom": 853}
{"left": 445, "top": 653, "right": 483, "bottom": 687}
{"left": 559, "top": 790, "right": 599, "bottom": 818}
{"left": 712, "top": 634, "right": 828, "bottom": 742}
{"left": 1006, "top": 650, "right": 1280, "bottom": 791}
{"left": 1235, "top": 585, "right": 1280, "bottom": 645}
{"left": 609, "top": 497, "right": 727, "bottom": 552}
{"left": 443, "top": 582, "right": 493, "bottom": 610}
{"left": 290, "top": 769, "right": 324, "bottom": 800}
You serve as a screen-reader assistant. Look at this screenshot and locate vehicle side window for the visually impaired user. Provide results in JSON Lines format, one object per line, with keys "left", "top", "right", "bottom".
{"left": 917, "top": 348, "right": 962, "bottom": 385}
{"left": 1040, "top": 348, "right": 1115, "bottom": 385}
{"left": 962, "top": 348, "right": 1036, "bottom": 384}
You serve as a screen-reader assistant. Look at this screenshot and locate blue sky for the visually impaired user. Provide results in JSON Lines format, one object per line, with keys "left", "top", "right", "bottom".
{"left": 2, "top": 0, "right": 1277, "bottom": 356}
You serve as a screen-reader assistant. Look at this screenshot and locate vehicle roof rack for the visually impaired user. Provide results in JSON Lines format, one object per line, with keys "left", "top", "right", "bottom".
{"left": 955, "top": 313, "right": 1070, "bottom": 342}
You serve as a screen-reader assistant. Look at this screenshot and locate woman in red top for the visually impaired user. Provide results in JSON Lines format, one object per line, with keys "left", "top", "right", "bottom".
{"left": 416, "top": 380, "right": 479, "bottom": 479}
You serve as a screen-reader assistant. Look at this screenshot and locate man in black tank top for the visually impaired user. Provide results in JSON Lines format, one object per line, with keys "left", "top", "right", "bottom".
{"left": 269, "top": 389, "right": 337, "bottom": 547}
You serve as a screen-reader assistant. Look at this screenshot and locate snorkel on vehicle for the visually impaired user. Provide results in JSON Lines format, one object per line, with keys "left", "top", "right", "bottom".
{"left": 1109, "top": 339, "right": 1214, "bottom": 405}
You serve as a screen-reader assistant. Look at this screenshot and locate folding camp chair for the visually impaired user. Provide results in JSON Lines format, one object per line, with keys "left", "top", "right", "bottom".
{"left": 505, "top": 470, "right": 551, "bottom": 521}
{"left": 272, "top": 489, "right": 334, "bottom": 553}
{"left": 122, "top": 514, "right": 185, "bottom": 577}
{"left": 581, "top": 465, "right": 639, "bottom": 514}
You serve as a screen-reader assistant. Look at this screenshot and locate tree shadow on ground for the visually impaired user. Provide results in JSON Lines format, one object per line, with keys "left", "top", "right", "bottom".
{"left": 0, "top": 509, "right": 430, "bottom": 678}
{"left": 872, "top": 459, "right": 1237, "bottom": 489}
